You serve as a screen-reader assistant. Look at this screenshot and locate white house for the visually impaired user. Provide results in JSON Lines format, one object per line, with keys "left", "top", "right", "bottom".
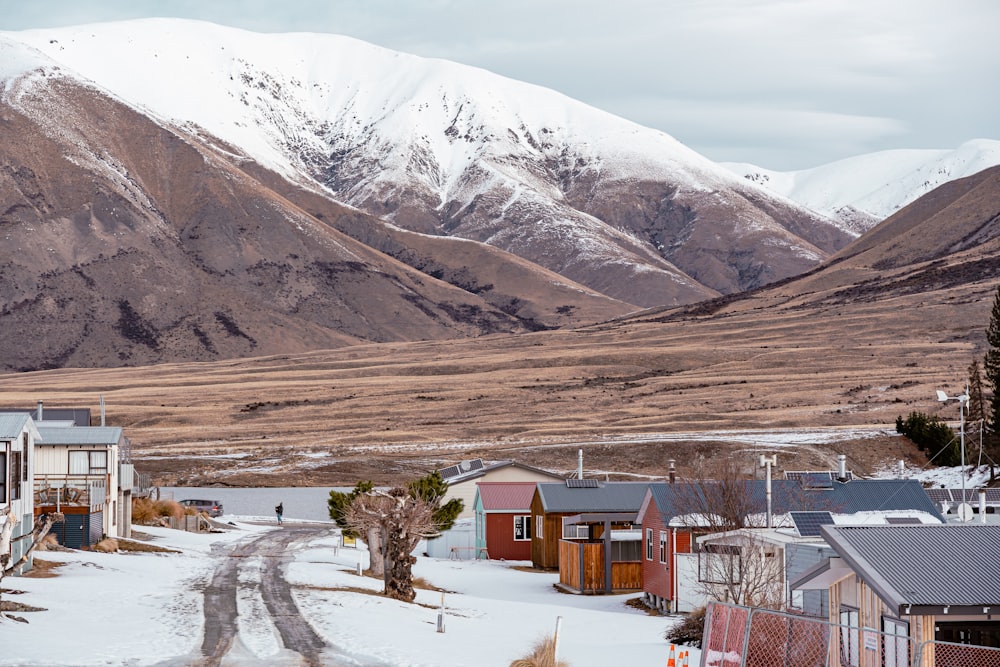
{"left": 34, "top": 420, "right": 127, "bottom": 546}
{"left": 1, "top": 413, "right": 38, "bottom": 574}
{"left": 437, "top": 459, "right": 564, "bottom": 520}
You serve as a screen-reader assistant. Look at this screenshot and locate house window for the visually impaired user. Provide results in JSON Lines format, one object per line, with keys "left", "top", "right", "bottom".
{"left": 22, "top": 433, "right": 30, "bottom": 481}
{"left": 69, "top": 450, "right": 108, "bottom": 475}
{"left": 839, "top": 607, "right": 860, "bottom": 667}
{"left": 659, "top": 530, "right": 668, "bottom": 563}
{"left": 646, "top": 528, "right": 653, "bottom": 560}
{"left": 0, "top": 450, "right": 6, "bottom": 503}
{"left": 9, "top": 451, "right": 21, "bottom": 500}
{"left": 513, "top": 515, "right": 531, "bottom": 541}
{"left": 536, "top": 515, "right": 543, "bottom": 539}
{"left": 882, "top": 617, "right": 908, "bottom": 667}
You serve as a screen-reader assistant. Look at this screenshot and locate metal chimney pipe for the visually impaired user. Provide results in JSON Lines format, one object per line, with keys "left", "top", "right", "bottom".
{"left": 837, "top": 454, "right": 847, "bottom": 481}
{"left": 760, "top": 454, "right": 776, "bottom": 528}
{"left": 36, "top": 400, "right": 43, "bottom": 421}
{"left": 577, "top": 449, "right": 583, "bottom": 479}
{"left": 981, "top": 490, "right": 988, "bottom": 525}
{"left": 668, "top": 459, "right": 676, "bottom": 484}
{"left": 100, "top": 395, "right": 106, "bottom": 427}
{"left": 898, "top": 460, "right": 905, "bottom": 479}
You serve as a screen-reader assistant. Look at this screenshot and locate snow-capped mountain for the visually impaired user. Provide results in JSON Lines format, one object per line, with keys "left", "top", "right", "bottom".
{"left": 5, "top": 19, "right": 852, "bottom": 306}
{"left": 724, "top": 139, "right": 1000, "bottom": 234}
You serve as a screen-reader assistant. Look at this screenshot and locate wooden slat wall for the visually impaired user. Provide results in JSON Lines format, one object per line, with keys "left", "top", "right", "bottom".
{"left": 559, "top": 540, "right": 580, "bottom": 588}
{"left": 611, "top": 562, "right": 643, "bottom": 590}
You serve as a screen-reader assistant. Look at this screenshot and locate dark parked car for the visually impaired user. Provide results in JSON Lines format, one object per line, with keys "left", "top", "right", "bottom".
{"left": 179, "top": 499, "right": 224, "bottom": 518}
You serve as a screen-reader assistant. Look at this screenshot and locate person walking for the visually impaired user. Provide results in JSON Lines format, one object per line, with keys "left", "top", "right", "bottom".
{"left": 275, "top": 502, "right": 283, "bottom": 525}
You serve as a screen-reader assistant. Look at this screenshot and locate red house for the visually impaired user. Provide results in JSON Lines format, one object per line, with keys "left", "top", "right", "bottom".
{"left": 636, "top": 484, "right": 696, "bottom": 613}
{"left": 473, "top": 482, "right": 538, "bottom": 561}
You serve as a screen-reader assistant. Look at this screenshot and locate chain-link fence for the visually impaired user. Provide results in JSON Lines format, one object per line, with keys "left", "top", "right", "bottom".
{"left": 701, "top": 601, "right": 1000, "bottom": 667}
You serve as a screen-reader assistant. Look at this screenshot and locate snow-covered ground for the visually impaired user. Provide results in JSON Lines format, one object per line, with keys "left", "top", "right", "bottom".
{"left": 3, "top": 519, "right": 685, "bottom": 667}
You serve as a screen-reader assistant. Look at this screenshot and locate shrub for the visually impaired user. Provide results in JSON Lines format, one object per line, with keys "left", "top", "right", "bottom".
{"left": 132, "top": 497, "right": 185, "bottom": 525}
{"left": 896, "top": 411, "right": 960, "bottom": 466}
{"left": 665, "top": 606, "right": 706, "bottom": 648}
{"left": 93, "top": 538, "right": 119, "bottom": 553}
{"left": 509, "top": 636, "right": 570, "bottom": 667}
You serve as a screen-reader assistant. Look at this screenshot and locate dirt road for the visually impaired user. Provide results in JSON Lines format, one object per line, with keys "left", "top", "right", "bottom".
{"left": 191, "top": 524, "right": 382, "bottom": 667}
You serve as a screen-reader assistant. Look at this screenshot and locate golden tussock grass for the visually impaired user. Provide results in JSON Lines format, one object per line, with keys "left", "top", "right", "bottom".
{"left": 132, "top": 497, "right": 185, "bottom": 524}
{"left": 508, "top": 636, "right": 569, "bottom": 667}
{"left": 93, "top": 538, "right": 119, "bottom": 553}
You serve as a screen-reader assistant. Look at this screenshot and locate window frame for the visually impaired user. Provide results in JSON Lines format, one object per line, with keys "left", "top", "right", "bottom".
{"left": 69, "top": 450, "right": 109, "bottom": 475}
{"left": 9, "top": 451, "right": 21, "bottom": 500}
{"left": 882, "top": 616, "right": 909, "bottom": 667}
{"left": 0, "top": 448, "right": 7, "bottom": 504}
{"left": 646, "top": 528, "right": 653, "bottom": 561}
{"left": 839, "top": 606, "right": 860, "bottom": 667}
{"left": 659, "top": 530, "right": 668, "bottom": 564}
{"left": 513, "top": 515, "right": 532, "bottom": 541}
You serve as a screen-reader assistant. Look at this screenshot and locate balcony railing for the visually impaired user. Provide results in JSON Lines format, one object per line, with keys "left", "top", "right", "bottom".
{"left": 34, "top": 477, "right": 107, "bottom": 512}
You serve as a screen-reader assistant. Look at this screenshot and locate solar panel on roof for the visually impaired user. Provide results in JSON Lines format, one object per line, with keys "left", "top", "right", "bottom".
{"left": 924, "top": 489, "right": 952, "bottom": 502}
{"left": 885, "top": 517, "right": 921, "bottom": 525}
{"left": 800, "top": 472, "right": 834, "bottom": 489}
{"left": 566, "top": 478, "right": 600, "bottom": 488}
{"left": 790, "top": 511, "right": 834, "bottom": 537}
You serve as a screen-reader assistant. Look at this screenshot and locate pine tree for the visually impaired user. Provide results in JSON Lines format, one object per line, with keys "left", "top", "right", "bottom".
{"left": 985, "top": 284, "right": 1000, "bottom": 431}
{"left": 407, "top": 470, "right": 463, "bottom": 532}
{"left": 967, "top": 359, "right": 987, "bottom": 455}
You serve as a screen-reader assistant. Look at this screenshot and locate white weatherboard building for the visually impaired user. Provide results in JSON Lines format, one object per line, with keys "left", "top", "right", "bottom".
{"left": 34, "top": 420, "right": 128, "bottom": 545}
{"left": 0, "top": 413, "right": 38, "bottom": 574}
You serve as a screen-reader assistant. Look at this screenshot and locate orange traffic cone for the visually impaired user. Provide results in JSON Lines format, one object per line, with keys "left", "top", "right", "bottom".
{"left": 667, "top": 643, "right": 676, "bottom": 666}
{"left": 680, "top": 649, "right": 689, "bottom": 667}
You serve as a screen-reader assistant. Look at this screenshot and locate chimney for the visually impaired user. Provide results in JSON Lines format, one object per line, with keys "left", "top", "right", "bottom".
{"left": 100, "top": 395, "right": 106, "bottom": 427}
{"left": 668, "top": 459, "right": 676, "bottom": 484}
{"left": 898, "top": 460, "right": 905, "bottom": 479}
{"left": 36, "top": 400, "right": 43, "bottom": 421}
{"left": 837, "top": 454, "right": 848, "bottom": 482}
{"left": 981, "top": 490, "right": 988, "bottom": 525}
{"left": 577, "top": 449, "right": 583, "bottom": 479}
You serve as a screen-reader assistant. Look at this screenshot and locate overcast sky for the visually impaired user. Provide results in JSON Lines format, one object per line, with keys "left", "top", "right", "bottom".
{"left": 2, "top": 0, "right": 997, "bottom": 170}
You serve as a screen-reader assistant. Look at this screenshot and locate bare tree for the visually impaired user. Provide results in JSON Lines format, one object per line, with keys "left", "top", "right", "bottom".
{"left": 1, "top": 509, "right": 64, "bottom": 621}
{"left": 344, "top": 487, "right": 440, "bottom": 602}
{"left": 328, "top": 481, "right": 385, "bottom": 577}
{"left": 671, "top": 457, "right": 789, "bottom": 609}
{"left": 697, "top": 531, "right": 785, "bottom": 608}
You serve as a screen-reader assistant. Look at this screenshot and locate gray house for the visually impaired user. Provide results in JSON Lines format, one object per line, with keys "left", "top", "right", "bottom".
{"left": 792, "top": 524, "right": 1000, "bottom": 664}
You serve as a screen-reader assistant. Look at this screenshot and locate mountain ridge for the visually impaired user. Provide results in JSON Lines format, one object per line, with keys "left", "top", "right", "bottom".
{"left": 6, "top": 19, "right": 851, "bottom": 305}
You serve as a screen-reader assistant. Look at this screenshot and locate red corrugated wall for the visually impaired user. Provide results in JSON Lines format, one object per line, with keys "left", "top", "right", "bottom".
{"left": 486, "top": 513, "right": 531, "bottom": 560}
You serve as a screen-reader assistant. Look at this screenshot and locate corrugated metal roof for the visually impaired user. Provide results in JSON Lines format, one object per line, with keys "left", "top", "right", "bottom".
{"left": 821, "top": 524, "right": 1000, "bottom": 608}
{"left": 536, "top": 481, "right": 650, "bottom": 513}
{"left": 476, "top": 482, "right": 538, "bottom": 511}
{"left": 647, "top": 478, "right": 945, "bottom": 524}
{"left": 0, "top": 413, "right": 32, "bottom": 438}
{"left": 36, "top": 425, "right": 122, "bottom": 446}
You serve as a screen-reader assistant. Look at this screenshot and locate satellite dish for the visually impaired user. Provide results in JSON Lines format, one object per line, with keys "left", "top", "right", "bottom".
{"left": 957, "top": 503, "right": 974, "bottom": 522}
{"left": 459, "top": 460, "right": 471, "bottom": 472}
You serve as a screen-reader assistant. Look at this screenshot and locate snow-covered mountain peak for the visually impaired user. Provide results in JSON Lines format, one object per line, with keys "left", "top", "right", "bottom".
{"left": 2, "top": 18, "right": 853, "bottom": 307}
{"left": 6, "top": 19, "right": 730, "bottom": 196}
{"left": 724, "top": 138, "right": 1000, "bottom": 232}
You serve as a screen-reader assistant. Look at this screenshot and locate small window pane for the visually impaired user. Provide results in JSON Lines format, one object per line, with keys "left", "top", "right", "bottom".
{"left": 90, "top": 451, "right": 108, "bottom": 473}
{"left": 69, "top": 451, "right": 89, "bottom": 475}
